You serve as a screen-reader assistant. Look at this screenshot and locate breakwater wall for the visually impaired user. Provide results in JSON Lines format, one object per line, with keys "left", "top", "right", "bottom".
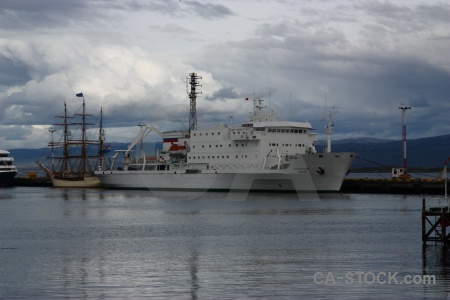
{"left": 341, "top": 178, "right": 447, "bottom": 195}
{"left": 11, "top": 176, "right": 448, "bottom": 195}
{"left": 13, "top": 177, "right": 52, "bottom": 187}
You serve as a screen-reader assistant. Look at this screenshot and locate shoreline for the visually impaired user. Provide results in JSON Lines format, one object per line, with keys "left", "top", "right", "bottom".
{"left": 9, "top": 176, "right": 448, "bottom": 195}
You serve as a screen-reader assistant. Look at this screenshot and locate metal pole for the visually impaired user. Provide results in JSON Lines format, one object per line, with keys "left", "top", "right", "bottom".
{"left": 445, "top": 162, "right": 447, "bottom": 199}
{"left": 399, "top": 105, "right": 411, "bottom": 175}
{"left": 49, "top": 128, "right": 57, "bottom": 173}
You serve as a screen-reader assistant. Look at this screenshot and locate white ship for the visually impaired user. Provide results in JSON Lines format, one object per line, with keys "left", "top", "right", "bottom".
{"left": 95, "top": 74, "right": 356, "bottom": 193}
{"left": 0, "top": 148, "right": 18, "bottom": 187}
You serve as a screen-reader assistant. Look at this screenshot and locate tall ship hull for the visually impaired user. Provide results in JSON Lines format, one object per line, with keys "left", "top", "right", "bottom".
{"left": 0, "top": 149, "right": 18, "bottom": 187}
{"left": 95, "top": 73, "right": 356, "bottom": 193}
{"left": 51, "top": 176, "right": 101, "bottom": 188}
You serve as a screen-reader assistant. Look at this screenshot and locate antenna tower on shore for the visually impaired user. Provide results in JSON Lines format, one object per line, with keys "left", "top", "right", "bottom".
{"left": 187, "top": 73, "right": 202, "bottom": 131}
{"left": 399, "top": 104, "right": 412, "bottom": 175}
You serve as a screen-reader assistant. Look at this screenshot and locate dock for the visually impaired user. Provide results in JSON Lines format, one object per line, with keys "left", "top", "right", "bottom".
{"left": 422, "top": 198, "right": 450, "bottom": 246}
{"left": 8, "top": 175, "right": 447, "bottom": 194}
{"left": 341, "top": 178, "right": 447, "bottom": 194}
{"left": 13, "top": 176, "right": 52, "bottom": 187}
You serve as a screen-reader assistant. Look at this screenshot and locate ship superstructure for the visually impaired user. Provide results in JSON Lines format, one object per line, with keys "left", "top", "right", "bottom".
{"left": 0, "top": 148, "right": 18, "bottom": 186}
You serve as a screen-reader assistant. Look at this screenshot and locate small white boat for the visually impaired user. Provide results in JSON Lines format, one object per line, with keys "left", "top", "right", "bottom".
{"left": 0, "top": 148, "right": 18, "bottom": 187}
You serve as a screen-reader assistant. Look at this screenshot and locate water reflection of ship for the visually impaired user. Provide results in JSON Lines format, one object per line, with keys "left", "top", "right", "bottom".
{"left": 189, "top": 249, "right": 200, "bottom": 300}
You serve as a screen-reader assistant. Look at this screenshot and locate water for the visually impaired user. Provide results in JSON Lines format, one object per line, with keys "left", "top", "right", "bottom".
{"left": 1, "top": 187, "right": 449, "bottom": 299}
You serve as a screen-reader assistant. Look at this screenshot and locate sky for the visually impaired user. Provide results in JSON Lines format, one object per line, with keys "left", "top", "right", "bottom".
{"left": 0, "top": 0, "right": 449, "bottom": 149}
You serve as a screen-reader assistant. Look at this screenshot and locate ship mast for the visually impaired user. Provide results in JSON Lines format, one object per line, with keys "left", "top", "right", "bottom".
{"left": 99, "top": 107, "right": 104, "bottom": 171}
{"left": 74, "top": 93, "right": 94, "bottom": 177}
{"left": 187, "top": 73, "right": 202, "bottom": 131}
{"left": 53, "top": 102, "right": 73, "bottom": 174}
{"left": 48, "top": 128, "right": 57, "bottom": 173}
{"left": 325, "top": 108, "right": 335, "bottom": 153}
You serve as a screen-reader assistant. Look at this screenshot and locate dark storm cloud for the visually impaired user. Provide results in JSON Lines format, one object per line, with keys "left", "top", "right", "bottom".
{"left": 0, "top": 0, "right": 84, "bottom": 12}
{"left": 205, "top": 87, "right": 240, "bottom": 101}
{"left": 192, "top": 8, "right": 450, "bottom": 139}
{"left": 106, "top": 0, "right": 234, "bottom": 19}
{"left": 184, "top": 1, "right": 235, "bottom": 19}
{"left": 1, "top": 0, "right": 449, "bottom": 148}
{"left": 0, "top": 53, "right": 30, "bottom": 88}
{"left": 356, "top": 1, "right": 450, "bottom": 33}
{"left": 0, "top": 0, "right": 233, "bottom": 31}
{"left": 0, "top": 0, "right": 90, "bottom": 30}
{"left": 0, "top": 125, "right": 32, "bottom": 141}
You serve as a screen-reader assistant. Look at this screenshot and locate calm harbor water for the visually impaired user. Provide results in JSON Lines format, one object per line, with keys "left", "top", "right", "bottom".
{"left": 1, "top": 187, "right": 449, "bottom": 299}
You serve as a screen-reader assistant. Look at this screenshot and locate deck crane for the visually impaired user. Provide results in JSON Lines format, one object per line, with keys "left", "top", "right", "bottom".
{"left": 110, "top": 124, "right": 163, "bottom": 171}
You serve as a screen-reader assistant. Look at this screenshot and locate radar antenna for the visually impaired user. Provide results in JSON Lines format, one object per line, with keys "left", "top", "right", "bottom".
{"left": 187, "top": 73, "right": 202, "bottom": 131}
{"left": 399, "top": 104, "right": 412, "bottom": 177}
{"left": 325, "top": 107, "right": 335, "bottom": 153}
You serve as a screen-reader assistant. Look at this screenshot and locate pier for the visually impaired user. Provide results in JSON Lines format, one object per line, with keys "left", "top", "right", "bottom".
{"left": 422, "top": 198, "right": 450, "bottom": 247}
{"left": 341, "top": 178, "right": 447, "bottom": 195}
{"left": 10, "top": 175, "right": 448, "bottom": 194}
{"left": 13, "top": 176, "right": 52, "bottom": 187}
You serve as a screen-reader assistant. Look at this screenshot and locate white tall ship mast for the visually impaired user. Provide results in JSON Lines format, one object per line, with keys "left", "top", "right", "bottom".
{"left": 95, "top": 74, "right": 356, "bottom": 193}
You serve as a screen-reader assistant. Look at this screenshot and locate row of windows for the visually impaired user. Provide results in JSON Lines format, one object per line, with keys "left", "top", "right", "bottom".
{"left": 192, "top": 142, "right": 305, "bottom": 149}
{"left": 193, "top": 132, "right": 222, "bottom": 136}
{"left": 230, "top": 128, "right": 307, "bottom": 135}
{"left": 268, "top": 128, "right": 307, "bottom": 133}
{"left": 193, "top": 143, "right": 249, "bottom": 149}
{"left": 192, "top": 128, "right": 307, "bottom": 137}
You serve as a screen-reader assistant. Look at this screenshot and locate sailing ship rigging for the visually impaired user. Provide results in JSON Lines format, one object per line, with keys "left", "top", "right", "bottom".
{"left": 37, "top": 93, "right": 108, "bottom": 187}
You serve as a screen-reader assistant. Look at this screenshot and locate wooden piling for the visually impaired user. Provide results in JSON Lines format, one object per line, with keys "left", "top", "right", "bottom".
{"left": 422, "top": 197, "right": 450, "bottom": 247}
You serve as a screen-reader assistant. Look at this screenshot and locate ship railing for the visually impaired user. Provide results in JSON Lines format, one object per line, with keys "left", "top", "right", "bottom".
{"left": 230, "top": 135, "right": 250, "bottom": 140}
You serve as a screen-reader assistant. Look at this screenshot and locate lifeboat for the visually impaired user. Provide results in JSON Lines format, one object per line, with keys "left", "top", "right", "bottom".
{"left": 168, "top": 144, "right": 187, "bottom": 157}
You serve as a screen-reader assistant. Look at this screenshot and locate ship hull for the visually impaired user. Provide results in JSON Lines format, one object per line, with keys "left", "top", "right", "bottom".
{"left": 52, "top": 176, "right": 102, "bottom": 188}
{"left": 95, "top": 152, "right": 355, "bottom": 193}
{"left": 0, "top": 171, "right": 17, "bottom": 187}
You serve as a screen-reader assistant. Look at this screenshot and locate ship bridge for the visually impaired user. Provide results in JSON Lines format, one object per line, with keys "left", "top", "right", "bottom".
{"left": 230, "top": 120, "right": 317, "bottom": 141}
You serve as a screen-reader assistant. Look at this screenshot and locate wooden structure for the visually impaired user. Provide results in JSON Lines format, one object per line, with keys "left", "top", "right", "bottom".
{"left": 422, "top": 198, "right": 450, "bottom": 246}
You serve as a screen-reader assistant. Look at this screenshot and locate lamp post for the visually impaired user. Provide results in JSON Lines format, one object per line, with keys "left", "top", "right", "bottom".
{"left": 399, "top": 104, "right": 411, "bottom": 177}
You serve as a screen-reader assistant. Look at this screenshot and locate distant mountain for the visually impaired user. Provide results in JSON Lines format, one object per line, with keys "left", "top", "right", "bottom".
{"left": 7, "top": 135, "right": 450, "bottom": 174}
{"left": 317, "top": 134, "right": 450, "bottom": 169}
{"left": 329, "top": 137, "right": 394, "bottom": 144}
{"left": 10, "top": 142, "right": 163, "bottom": 175}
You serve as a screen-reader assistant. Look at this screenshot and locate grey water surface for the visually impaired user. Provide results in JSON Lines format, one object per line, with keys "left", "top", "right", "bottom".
{"left": 0, "top": 187, "right": 448, "bottom": 299}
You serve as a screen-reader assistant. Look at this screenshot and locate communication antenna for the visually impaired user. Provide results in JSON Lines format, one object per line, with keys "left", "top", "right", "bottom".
{"left": 399, "top": 104, "right": 412, "bottom": 176}
{"left": 187, "top": 73, "right": 202, "bottom": 131}
{"left": 321, "top": 85, "right": 329, "bottom": 120}
{"left": 325, "top": 107, "right": 335, "bottom": 153}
